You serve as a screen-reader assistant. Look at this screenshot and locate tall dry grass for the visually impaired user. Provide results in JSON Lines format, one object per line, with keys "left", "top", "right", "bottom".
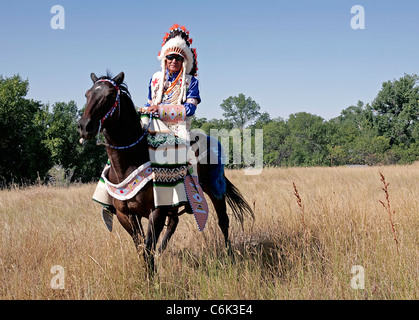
{"left": 0, "top": 163, "right": 418, "bottom": 299}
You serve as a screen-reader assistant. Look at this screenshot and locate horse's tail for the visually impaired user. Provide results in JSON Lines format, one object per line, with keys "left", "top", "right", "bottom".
{"left": 205, "top": 135, "right": 254, "bottom": 226}
{"left": 224, "top": 177, "right": 255, "bottom": 227}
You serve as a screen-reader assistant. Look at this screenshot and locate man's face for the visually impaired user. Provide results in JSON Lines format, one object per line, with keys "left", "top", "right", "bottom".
{"left": 166, "top": 54, "right": 184, "bottom": 73}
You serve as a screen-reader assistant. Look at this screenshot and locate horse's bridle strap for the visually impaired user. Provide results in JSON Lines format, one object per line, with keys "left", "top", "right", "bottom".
{"left": 94, "top": 78, "right": 151, "bottom": 150}
{"left": 96, "top": 79, "right": 120, "bottom": 125}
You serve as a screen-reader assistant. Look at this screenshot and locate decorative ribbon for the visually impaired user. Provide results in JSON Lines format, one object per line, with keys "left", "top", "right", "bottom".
{"left": 184, "top": 175, "right": 209, "bottom": 231}
{"left": 102, "top": 162, "right": 153, "bottom": 200}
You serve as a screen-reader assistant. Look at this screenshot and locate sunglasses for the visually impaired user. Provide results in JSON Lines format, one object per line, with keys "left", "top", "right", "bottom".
{"left": 166, "top": 54, "right": 184, "bottom": 62}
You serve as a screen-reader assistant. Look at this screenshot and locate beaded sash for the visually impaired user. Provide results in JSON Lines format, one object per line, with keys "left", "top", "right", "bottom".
{"left": 101, "top": 162, "right": 153, "bottom": 200}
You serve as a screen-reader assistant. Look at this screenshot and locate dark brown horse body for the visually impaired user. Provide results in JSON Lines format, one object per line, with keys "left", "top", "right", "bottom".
{"left": 78, "top": 72, "right": 253, "bottom": 273}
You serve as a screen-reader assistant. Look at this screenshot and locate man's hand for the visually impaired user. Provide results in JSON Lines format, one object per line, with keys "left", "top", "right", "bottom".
{"left": 148, "top": 105, "right": 159, "bottom": 114}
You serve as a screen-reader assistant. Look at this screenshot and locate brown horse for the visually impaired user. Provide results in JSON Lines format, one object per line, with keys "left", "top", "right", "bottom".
{"left": 78, "top": 72, "right": 254, "bottom": 274}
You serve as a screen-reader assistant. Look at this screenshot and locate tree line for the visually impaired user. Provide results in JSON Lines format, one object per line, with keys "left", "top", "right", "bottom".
{"left": 0, "top": 75, "right": 107, "bottom": 186}
{"left": 0, "top": 73, "right": 418, "bottom": 187}
{"left": 192, "top": 74, "right": 419, "bottom": 167}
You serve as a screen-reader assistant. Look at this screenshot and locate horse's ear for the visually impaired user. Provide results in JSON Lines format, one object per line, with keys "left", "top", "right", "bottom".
{"left": 113, "top": 72, "right": 124, "bottom": 86}
{"left": 90, "top": 73, "right": 98, "bottom": 83}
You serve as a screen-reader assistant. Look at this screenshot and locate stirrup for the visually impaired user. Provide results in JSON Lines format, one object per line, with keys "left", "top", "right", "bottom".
{"left": 101, "top": 206, "right": 114, "bottom": 232}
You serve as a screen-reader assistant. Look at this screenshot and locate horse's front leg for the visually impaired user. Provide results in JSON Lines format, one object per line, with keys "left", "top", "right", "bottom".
{"left": 129, "top": 215, "right": 145, "bottom": 253}
{"left": 144, "top": 208, "right": 167, "bottom": 275}
{"left": 158, "top": 212, "right": 179, "bottom": 253}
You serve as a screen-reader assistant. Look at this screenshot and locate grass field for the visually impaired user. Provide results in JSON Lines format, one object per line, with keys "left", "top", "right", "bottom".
{"left": 0, "top": 164, "right": 418, "bottom": 300}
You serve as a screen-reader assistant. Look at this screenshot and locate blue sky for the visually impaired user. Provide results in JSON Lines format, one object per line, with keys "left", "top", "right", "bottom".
{"left": 1, "top": 0, "right": 418, "bottom": 120}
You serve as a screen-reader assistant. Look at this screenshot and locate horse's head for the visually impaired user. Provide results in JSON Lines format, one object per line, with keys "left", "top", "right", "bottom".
{"left": 78, "top": 72, "right": 125, "bottom": 140}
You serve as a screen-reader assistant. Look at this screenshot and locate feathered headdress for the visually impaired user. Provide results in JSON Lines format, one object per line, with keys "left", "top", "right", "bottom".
{"left": 155, "top": 24, "right": 198, "bottom": 105}
{"left": 158, "top": 24, "right": 198, "bottom": 76}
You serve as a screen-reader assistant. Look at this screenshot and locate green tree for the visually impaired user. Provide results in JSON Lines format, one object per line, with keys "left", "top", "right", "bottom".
{"left": 251, "top": 111, "right": 271, "bottom": 129}
{"left": 261, "top": 117, "right": 288, "bottom": 166}
{"left": 326, "top": 101, "right": 376, "bottom": 165}
{"left": 43, "top": 101, "right": 80, "bottom": 169}
{"left": 43, "top": 102, "right": 107, "bottom": 182}
{"left": 220, "top": 93, "right": 261, "bottom": 129}
{"left": 201, "top": 118, "right": 234, "bottom": 135}
{"left": 284, "top": 112, "right": 328, "bottom": 166}
{"left": 370, "top": 74, "right": 419, "bottom": 146}
{"left": 190, "top": 116, "right": 208, "bottom": 130}
{"left": 0, "top": 75, "right": 51, "bottom": 185}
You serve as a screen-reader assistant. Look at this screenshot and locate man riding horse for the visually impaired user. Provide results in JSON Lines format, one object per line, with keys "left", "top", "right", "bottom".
{"left": 79, "top": 25, "right": 253, "bottom": 274}
{"left": 93, "top": 24, "right": 202, "bottom": 230}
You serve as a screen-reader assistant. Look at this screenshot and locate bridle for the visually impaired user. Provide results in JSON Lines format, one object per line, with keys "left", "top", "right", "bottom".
{"left": 94, "top": 79, "right": 151, "bottom": 150}
{"left": 97, "top": 78, "right": 120, "bottom": 128}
